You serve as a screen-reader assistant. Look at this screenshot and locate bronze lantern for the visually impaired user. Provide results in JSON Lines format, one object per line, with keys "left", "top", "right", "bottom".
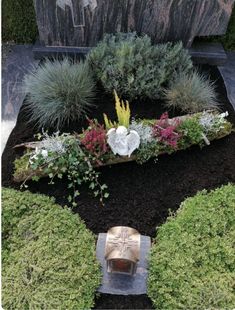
{"left": 105, "top": 226, "right": 140, "bottom": 275}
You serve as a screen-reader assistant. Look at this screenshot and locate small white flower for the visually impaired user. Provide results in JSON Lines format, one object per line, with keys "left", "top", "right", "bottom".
{"left": 219, "top": 111, "right": 229, "bottom": 118}
{"left": 41, "top": 149, "right": 48, "bottom": 158}
{"left": 199, "top": 112, "right": 214, "bottom": 130}
{"left": 29, "top": 153, "right": 38, "bottom": 164}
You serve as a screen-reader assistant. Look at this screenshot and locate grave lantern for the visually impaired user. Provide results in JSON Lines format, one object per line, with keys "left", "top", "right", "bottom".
{"left": 105, "top": 226, "right": 140, "bottom": 275}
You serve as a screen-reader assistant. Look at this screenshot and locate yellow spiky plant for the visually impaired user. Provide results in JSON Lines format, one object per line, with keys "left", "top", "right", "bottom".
{"left": 103, "top": 90, "right": 131, "bottom": 129}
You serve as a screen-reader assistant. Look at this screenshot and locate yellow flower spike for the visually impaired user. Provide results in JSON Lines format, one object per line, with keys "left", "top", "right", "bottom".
{"left": 103, "top": 113, "right": 114, "bottom": 130}
{"left": 103, "top": 90, "right": 131, "bottom": 129}
{"left": 114, "top": 90, "right": 130, "bottom": 128}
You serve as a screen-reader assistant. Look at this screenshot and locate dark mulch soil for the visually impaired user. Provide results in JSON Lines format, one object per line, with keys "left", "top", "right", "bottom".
{"left": 2, "top": 65, "right": 235, "bottom": 310}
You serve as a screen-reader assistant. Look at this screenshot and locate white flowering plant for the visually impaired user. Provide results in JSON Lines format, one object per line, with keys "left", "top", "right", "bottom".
{"left": 129, "top": 120, "right": 154, "bottom": 144}
{"left": 199, "top": 111, "right": 229, "bottom": 134}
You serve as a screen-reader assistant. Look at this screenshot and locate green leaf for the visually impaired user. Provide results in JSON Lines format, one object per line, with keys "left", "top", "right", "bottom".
{"left": 101, "top": 184, "right": 108, "bottom": 190}
{"left": 74, "top": 190, "right": 80, "bottom": 197}
{"left": 32, "top": 176, "right": 40, "bottom": 182}
{"left": 89, "top": 182, "right": 95, "bottom": 190}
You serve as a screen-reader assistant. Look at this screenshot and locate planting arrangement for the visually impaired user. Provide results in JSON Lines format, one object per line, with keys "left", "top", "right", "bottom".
{"left": 2, "top": 33, "right": 235, "bottom": 309}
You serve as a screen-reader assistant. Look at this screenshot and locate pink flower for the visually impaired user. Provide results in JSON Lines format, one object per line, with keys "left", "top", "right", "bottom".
{"left": 153, "top": 113, "right": 181, "bottom": 149}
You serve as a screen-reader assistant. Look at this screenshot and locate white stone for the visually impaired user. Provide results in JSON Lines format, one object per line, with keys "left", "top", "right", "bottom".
{"left": 107, "top": 126, "right": 140, "bottom": 157}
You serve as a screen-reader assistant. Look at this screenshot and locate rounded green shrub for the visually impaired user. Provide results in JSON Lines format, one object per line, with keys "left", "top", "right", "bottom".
{"left": 164, "top": 71, "right": 219, "bottom": 113}
{"left": 88, "top": 32, "right": 193, "bottom": 101}
{"left": 2, "top": 188, "right": 101, "bottom": 309}
{"left": 148, "top": 184, "right": 235, "bottom": 310}
{"left": 2, "top": 0, "right": 38, "bottom": 43}
{"left": 23, "top": 58, "right": 96, "bottom": 129}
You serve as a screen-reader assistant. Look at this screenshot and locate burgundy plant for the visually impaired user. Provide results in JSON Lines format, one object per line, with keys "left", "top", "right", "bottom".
{"left": 153, "top": 112, "right": 181, "bottom": 148}
{"left": 81, "top": 119, "right": 109, "bottom": 162}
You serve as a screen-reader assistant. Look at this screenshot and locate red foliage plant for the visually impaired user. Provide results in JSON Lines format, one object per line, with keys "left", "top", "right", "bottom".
{"left": 153, "top": 112, "right": 181, "bottom": 148}
{"left": 81, "top": 119, "right": 109, "bottom": 162}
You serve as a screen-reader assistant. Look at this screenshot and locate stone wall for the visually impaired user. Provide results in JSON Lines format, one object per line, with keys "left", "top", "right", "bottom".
{"left": 34, "top": 0, "right": 235, "bottom": 47}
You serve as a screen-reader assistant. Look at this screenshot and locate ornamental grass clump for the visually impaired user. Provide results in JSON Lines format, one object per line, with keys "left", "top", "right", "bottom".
{"left": 148, "top": 184, "right": 235, "bottom": 310}
{"left": 2, "top": 188, "right": 101, "bottom": 309}
{"left": 164, "top": 71, "right": 219, "bottom": 113}
{"left": 23, "top": 58, "right": 96, "bottom": 129}
{"left": 88, "top": 32, "right": 193, "bottom": 101}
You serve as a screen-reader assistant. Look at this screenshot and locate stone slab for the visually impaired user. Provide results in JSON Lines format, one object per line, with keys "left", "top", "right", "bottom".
{"left": 1, "top": 45, "right": 39, "bottom": 153}
{"left": 2, "top": 44, "right": 39, "bottom": 120}
{"left": 33, "top": 42, "right": 227, "bottom": 67}
{"left": 96, "top": 233, "right": 151, "bottom": 295}
{"left": 189, "top": 42, "right": 227, "bottom": 66}
{"left": 219, "top": 52, "right": 235, "bottom": 111}
{"left": 33, "top": 45, "right": 90, "bottom": 60}
{"left": 33, "top": 0, "right": 234, "bottom": 48}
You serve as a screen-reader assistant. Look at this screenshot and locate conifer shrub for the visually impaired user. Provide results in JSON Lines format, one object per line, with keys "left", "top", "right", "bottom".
{"left": 164, "top": 71, "right": 219, "bottom": 113}
{"left": 2, "top": 188, "right": 101, "bottom": 309}
{"left": 148, "top": 184, "right": 235, "bottom": 310}
{"left": 23, "top": 58, "right": 96, "bottom": 129}
{"left": 88, "top": 32, "right": 193, "bottom": 101}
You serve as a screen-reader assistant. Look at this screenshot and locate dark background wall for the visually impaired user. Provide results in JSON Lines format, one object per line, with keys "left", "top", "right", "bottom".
{"left": 2, "top": 0, "right": 235, "bottom": 50}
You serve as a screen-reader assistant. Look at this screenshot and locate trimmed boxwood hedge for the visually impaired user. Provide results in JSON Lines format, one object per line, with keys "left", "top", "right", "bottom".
{"left": 2, "top": 188, "right": 101, "bottom": 309}
{"left": 148, "top": 184, "right": 235, "bottom": 310}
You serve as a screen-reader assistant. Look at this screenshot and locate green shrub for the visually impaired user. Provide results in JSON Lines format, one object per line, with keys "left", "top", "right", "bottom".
{"left": 2, "top": 0, "right": 38, "bottom": 43}
{"left": 164, "top": 71, "right": 219, "bottom": 113}
{"left": 23, "top": 58, "right": 96, "bottom": 129}
{"left": 177, "top": 116, "right": 204, "bottom": 148}
{"left": 148, "top": 184, "right": 235, "bottom": 310}
{"left": 88, "top": 32, "right": 193, "bottom": 101}
{"left": 2, "top": 188, "right": 101, "bottom": 309}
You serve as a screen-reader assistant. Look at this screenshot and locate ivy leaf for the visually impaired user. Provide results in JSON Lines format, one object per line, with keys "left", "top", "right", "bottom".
{"left": 94, "top": 191, "right": 99, "bottom": 197}
{"left": 32, "top": 176, "right": 40, "bottom": 182}
{"left": 74, "top": 190, "right": 80, "bottom": 197}
{"left": 101, "top": 184, "right": 108, "bottom": 190}
{"left": 89, "top": 182, "right": 95, "bottom": 189}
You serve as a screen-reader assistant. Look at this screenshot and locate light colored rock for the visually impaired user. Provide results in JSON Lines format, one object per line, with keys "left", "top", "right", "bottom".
{"left": 1, "top": 120, "right": 16, "bottom": 154}
{"left": 107, "top": 126, "right": 140, "bottom": 157}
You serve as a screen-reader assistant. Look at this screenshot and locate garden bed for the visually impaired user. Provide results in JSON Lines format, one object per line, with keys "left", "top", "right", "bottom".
{"left": 2, "top": 64, "right": 235, "bottom": 309}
